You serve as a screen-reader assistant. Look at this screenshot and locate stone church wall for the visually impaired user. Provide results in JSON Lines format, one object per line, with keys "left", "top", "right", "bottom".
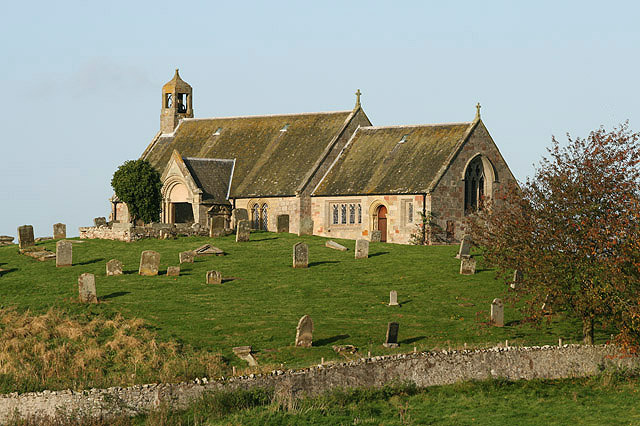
{"left": 233, "top": 197, "right": 300, "bottom": 233}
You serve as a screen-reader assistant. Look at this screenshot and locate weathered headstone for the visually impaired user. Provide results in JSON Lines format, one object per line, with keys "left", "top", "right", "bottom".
{"left": 383, "top": 322, "right": 399, "bottom": 348}
{"left": 460, "top": 257, "right": 476, "bottom": 275}
{"left": 138, "top": 250, "right": 161, "bottom": 276}
{"left": 194, "top": 244, "right": 225, "bottom": 256}
{"left": 293, "top": 242, "right": 309, "bottom": 268}
{"left": 236, "top": 220, "right": 251, "bottom": 242}
{"left": 355, "top": 239, "right": 369, "bottom": 259}
{"left": 510, "top": 269, "right": 523, "bottom": 289}
{"left": 277, "top": 215, "right": 290, "bottom": 233}
{"left": 456, "top": 235, "right": 472, "bottom": 259}
{"left": 106, "top": 259, "right": 123, "bottom": 276}
{"left": 78, "top": 273, "right": 97, "bottom": 303}
{"left": 210, "top": 216, "right": 226, "bottom": 237}
{"left": 206, "top": 270, "right": 222, "bottom": 284}
{"left": 388, "top": 290, "right": 399, "bottom": 307}
{"left": 17, "top": 225, "right": 35, "bottom": 249}
{"left": 491, "top": 298, "right": 504, "bottom": 327}
{"left": 295, "top": 315, "right": 313, "bottom": 347}
{"left": 167, "top": 266, "right": 180, "bottom": 277}
{"left": 55, "top": 240, "right": 72, "bottom": 267}
{"left": 325, "top": 240, "right": 348, "bottom": 251}
{"left": 232, "top": 346, "right": 258, "bottom": 366}
{"left": 179, "top": 250, "right": 196, "bottom": 264}
{"left": 370, "top": 230, "right": 382, "bottom": 243}
{"left": 53, "top": 223, "right": 66, "bottom": 240}
{"left": 0, "top": 236, "right": 14, "bottom": 247}
{"left": 298, "top": 217, "right": 314, "bottom": 236}
{"left": 231, "top": 208, "right": 249, "bottom": 229}
{"left": 93, "top": 217, "right": 107, "bottom": 227}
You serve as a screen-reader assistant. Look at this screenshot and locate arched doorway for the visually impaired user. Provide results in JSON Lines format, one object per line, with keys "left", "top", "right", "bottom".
{"left": 377, "top": 205, "right": 387, "bottom": 242}
{"left": 168, "top": 182, "right": 193, "bottom": 223}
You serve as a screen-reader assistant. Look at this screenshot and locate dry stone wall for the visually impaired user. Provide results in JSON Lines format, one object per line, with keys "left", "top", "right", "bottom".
{"left": 0, "top": 344, "right": 637, "bottom": 423}
{"left": 79, "top": 224, "right": 209, "bottom": 242}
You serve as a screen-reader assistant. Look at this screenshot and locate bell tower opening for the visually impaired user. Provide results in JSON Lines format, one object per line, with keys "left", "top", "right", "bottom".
{"left": 160, "top": 69, "right": 193, "bottom": 134}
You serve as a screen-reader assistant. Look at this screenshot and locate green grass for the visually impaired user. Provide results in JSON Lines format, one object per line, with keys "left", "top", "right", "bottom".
{"left": 0, "top": 232, "right": 605, "bottom": 375}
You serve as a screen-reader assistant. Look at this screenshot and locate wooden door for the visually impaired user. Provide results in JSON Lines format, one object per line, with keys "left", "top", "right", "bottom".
{"left": 377, "top": 205, "right": 387, "bottom": 242}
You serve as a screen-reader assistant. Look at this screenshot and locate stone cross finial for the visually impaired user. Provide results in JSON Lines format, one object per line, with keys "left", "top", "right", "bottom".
{"left": 355, "top": 89, "right": 362, "bottom": 108}
{"left": 475, "top": 102, "right": 481, "bottom": 120}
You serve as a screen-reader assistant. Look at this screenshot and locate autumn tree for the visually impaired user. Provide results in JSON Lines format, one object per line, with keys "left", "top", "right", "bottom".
{"left": 468, "top": 122, "right": 640, "bottom": 347}
{"left": 111, "top": 159, "right": 162, "bottom": 224}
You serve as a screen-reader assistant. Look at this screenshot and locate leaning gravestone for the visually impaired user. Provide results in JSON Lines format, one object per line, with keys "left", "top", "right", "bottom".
{"left": 206, "top": 270, "right": 222, "bottom": 284}
{"left": 295, "top": 315, "right": 313, "bottom": 347}
{"left": 383, "top": 322, "right": 399, "bottom": 348}
{"left": 93, "top": 217, "right": 107, "bottom": 227}
{"left": 53, "top": 223, "right": 66, "bottom": 240}
{"left": 277, "top": 215, "right": 290, "bottom": 233}
{"left": 55, "top": 240, "right": 72, "bottom": 267}
{"left": 166, "top": 266, "right": 180, "bottom": 277}
{"left": 510, "top": 269, "right": 523, "bottom": 289}
{"left": 325, "top": 240, "right": 348, "bottom": 251}
{"left": 388, "top": 290, "right": 399, "bottom": 307}
{"left": 106, "top": 259, "right": 123, "bottom": 276}
{"left": 298, "top": 217, "right": 314, "bottom": 236}
{"left": 370, "top": 230, "right": 382, "bottom": 243}
{"left": 491, "top": 298, "right": 504, "bottom": 327}
{"left": 355, "top": 239, "right": 369, "bottom": 259}
{"left": 17, "top": 225, "right": 35, "bottom": 249}
{"left": 456, "top": 235, "right": 472, "bottom": 259}
{"left": 292, "top": 242, "right": 309, "bottom": 268}
{"left": 78, "top": 273, "right": 97, "bottom": 303}
{"left": 459, "top": 257, "right": 476, "bottom": 275}
{"left": 236, "top": 220, "right": 251, "bottom": 242}
{"left": 232, "top": 346, "right": 258, "bottom": 366}
{"left": 179, "top": 251, "right": 196, "bottom": 264}
{"left": 231, "top": 208, "right": 249, "bottom": 229}
{"left": 138, "top": 250, "right": 160, "bottom": 276}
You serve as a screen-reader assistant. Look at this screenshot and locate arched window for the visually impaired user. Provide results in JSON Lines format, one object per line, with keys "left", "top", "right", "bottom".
{"left": 261, "top": 204, "right": 268, "bottom": 230}
{"left": 341, "top": 204, "right": 347, "bottom": 224}
{"left": 357, "top": 204, "right": 362, "bottom": 224}
{"left": 349, "top": 204, "right": 355, "bottom": 224}
{"left": 464, "top": 157, "right": 486, "bottom": 213}
{"left": 252, "top": 204, "right": 260, "bottom": 229}
{"left": 332, "top": 205, "right": 339, "bottom": 224}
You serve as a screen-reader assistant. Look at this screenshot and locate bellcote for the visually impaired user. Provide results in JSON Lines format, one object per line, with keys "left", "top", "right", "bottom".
{"left": 161, "top": 69, "right": 194, "bottom": 134}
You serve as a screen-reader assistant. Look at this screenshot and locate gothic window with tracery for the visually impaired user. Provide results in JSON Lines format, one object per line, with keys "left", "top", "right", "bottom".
{"left": 261, "top": 204, "right": 268, "bottom": 230}
{"left": 332, "top": 205, "right": 339, "bottom": 224}
{"left": 464, "top": 157, "right": 486, "bottom": 213}
{"left": 252, "top": 204, "right": 260, "bottom": 229}
{"left": 341, "top": 204, "right": 347, "bottom": 224}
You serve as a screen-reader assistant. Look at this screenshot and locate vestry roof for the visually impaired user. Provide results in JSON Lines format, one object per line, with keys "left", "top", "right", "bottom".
{"left": 182, "top": 157, "right": 234, "bottom": 204}
{"left": 313, "top": 121, "right": 476, "bottom": 195}
{"left": 144, "top": 110, "right": 355, "bottom": 198}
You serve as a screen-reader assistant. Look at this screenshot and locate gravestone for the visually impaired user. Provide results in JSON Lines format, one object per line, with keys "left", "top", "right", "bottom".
{"left": 167, "top": 266, "right": 180, "bottom": 277}
{"left": 295, "top": 315, "right": 313, "bottom": 347}
{"left": 383, "top": 322, "right": 399, "bottom": 348}
{"left": 53, "top": 223, "right": 66, "bottom": 240}
{"left": 191, "top": 222, "right": 202, "bottom": 233}
{"left": 138, "top": 250, "right": 160, "bottom": 276}
{"left": 277, "top": 215, "right": 290, "bottom": 233}
{"left": 206, "top": 270, "right": 222, "bottom": 284}
{"left": 355, "top": 239, "right": 369, "bottom": 259}
{"left": 325, "top": 240, "right": 348, "bottom": 251}
{"left": 194, "top": 244, "right": 225, "bottom": 256}
{"left": 510, "top": 269, "right": 523, "bottom": 289}
{"left": 179, "top": 251, "right": 196, "bottom": 264}
{"left": 236, "top": 220, "right": 251, "bottom": 242}
{"left": 0, "top": 236, "right": 14, "bottom": 247}
{"left": 293, "top": 242, "right": 309, "bottom": 268}
{"left": 370, "top": 230, "right": 382, "bottom": 243}
{"left": 210, "top": 216, "right": 226, "bottom": 237}
{"left": 491, "top": 298, "right": 504, "bottom": 327}
{"left": 17, "top": 225, "right": 35, "bottom": 249}
{"left": 459, "top": 257, "right": 476, "bottom": 275}
{"left": 55, "top": 240, "right": 72, "bottom": 267}
{"left": 388, "top": 290, "right": 399, "bottom": 306}
{"left": 78, "top": 273, "right": 97, "bottom": 303}
{"left": 93, "top": 217, "right": 107, "bottom": 227}
{"left": 231, "top": 208, "right": 249, "bottom": 229}
{"left": 456, "top": 235, "right": 472, "bottom": 259}
{"left": 106, "top": 259, "right": 123, "bottom": 276}
{"left": 232, "top": 346, "right": 258, "bottom": 366}
{"left": 298, "top": 217, "right": 314, "bottom": 236}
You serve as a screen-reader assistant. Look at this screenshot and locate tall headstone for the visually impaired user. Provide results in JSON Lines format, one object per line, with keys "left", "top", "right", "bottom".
{"left": 179, "top": 250, "right": 196, "bottom": 264}
{"left": 231, "top": 208, "right": 249, "bottom": 229}
{"left": 78, "top": 273, "right": 97, "bottom": 303}
{"left": 370, "top": 230, "right": 382, "bottom": 243}
{"left": 277, "top": 215, "right": 290, "bottom": 233}
{"left": 295, "top": 315, "right": 313, "bottom": 347}
{"left": 53, "top": 223, "right": 66, "bottom": 240}
{"left": 93, "top": 217, "right": 107, "bottom": 227}
{"left": 491, "top": 298, "right": 504, "bottom": 327}
{"left": 355, "top": 239, "right": 369, "bottom": 259}
{"left": 236, "top": 220, "right": 251, "bottom": 242}
{"left": 106, "top": 259, "right": 123, "bottom": 276}
{"left": 55, "top": 240, "right": 72, "bottom": 267}
{"left": 293, "top": 242, "right": 309, "bottom": 268}
{"left": 510, "top": 269, "right": 523, "bottom": 289}
{"left": 138, "top": 250, "right": 160, "bottom": 276}
{"left": 388, "top": 290, "right": 399, "bottom": 307}
{"left": 17, "top": 225, "right": 35, "bottom": 249}
{"left": 456, "top": 235, "right": 471, "bottom": 259}
{"left": 210, "top": 216, "right": 226, "bottom": 237}
{"left": 298, "top": 217, "right": 314, "bottom": 236}
{"left": 460, "top": 257, "right": 476, "bottom": 275}
{"left": 325, "top": 240, "right": 348, "bottom": 251}
{"left": 206, "top": 270, "right": 222, "bottom": 284}
{"left": 383, "top": 322, "right": 399, "bottom": 348}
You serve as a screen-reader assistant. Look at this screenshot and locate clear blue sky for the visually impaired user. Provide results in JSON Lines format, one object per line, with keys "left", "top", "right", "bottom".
{"left": 1, "top": 1, "right": 638, "bottom": 238}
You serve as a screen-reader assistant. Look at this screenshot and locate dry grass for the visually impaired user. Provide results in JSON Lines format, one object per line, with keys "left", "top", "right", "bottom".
{"left": 0, "top": 308, "right": 224, "bottom": 393}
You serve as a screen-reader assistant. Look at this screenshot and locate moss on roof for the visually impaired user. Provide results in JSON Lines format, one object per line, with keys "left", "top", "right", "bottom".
{"left": 182, "top": 158, "right": 234, "bottom": 204}
{"left": 313, "top": 123, "right": 472, "bottom": 195}
{"left": 145, "top": 111, "right": 354, "bottom": 198}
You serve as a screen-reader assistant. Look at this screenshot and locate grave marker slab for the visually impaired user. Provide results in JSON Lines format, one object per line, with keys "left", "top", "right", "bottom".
{"left": 325, "top": 240, "right": 348, "bottom": 251}
{"left": 456, "top": 235, "right": 472, "bottom": 259}
{"left": 370, "top": 230, "right": 382, "bottom": 243}
{"left": 491, "top": 298, "right": 504, "bottom": 327}
{"left": 383, "top": 322, "right": 399, "bottom": 348}
{"left": 295, "top": 315, "right": 313, "bottom": 347}
{"left": 388, "top": 290, "right": 399, "bottom": 307}
{"left": 298, "top": 217, "right": 314, "bottom": 236}
{"left": 236, "top": 220, "right": 251, "bottom": 242}
{"left": 293, "top": 242, "right": 309, "bottom": 268}
{"left": 106, "top": 259, "right": 123, "bottom": 276}
{"left": 55, "top": 240, "right": 72, "bottom": 267}
{"left": 277, "top": 215, "right": 290, "bottom": 233}
{"left": 78, "top": 273, "right": 97, "bottom": 303}
{"left": 167, "top": 266, "right": 180, "bottom": 277}
{"left": 139, "top": 250, "right": 160, "bottom": 276}
{"left": 355, "top": 239, "right": 369, "bottom": 259}
{"left": 17, "top": 225, "right": 35, "bottom": 249}
{"left": 53, "top": 223, "right": 66, "bottom": 240}
{"left": 231, "top": 208, "right": 249, "bottom": 229}
{"left": 179, "top": 251, "right": 196, "bottom": 263}
{"left": 194, "top": 244, "right": 224, "bottom": 256}
{"left": 232, "top": 346, "right": 258, "bottom": 366}
{"left": 206, "top": 270, "right": 222, "bottom": 284}
{"left": 210, "top": 216, "right": 226, "bottom": 237}
{"left": 460, "top": 257, "right": 476, "bottom": 275}
{"left": 510, "top": 269, "right": 523, "bottom": 289}
{"left": 93, "top": 217, "right": 107, "bottom": 227}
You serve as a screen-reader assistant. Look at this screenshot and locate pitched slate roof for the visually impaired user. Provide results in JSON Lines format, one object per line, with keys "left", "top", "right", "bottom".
{"left": 143, "top": 111, "right": 355, "bottom": 198}
{"left": 182, "top": 157, "right": 234, "bottom": 204}
{"left": 313, "top": 121, "right": 475, "bottom": 195}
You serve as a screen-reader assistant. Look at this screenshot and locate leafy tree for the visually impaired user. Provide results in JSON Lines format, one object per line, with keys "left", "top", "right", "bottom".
{"left": 468, "top": 122, "right": 640, "bottom": 347}
{"left": 111, "top": 159, "right": 162, "bottom": 224}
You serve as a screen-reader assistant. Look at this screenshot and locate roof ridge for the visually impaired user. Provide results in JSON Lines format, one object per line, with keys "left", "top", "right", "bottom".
{"left": 183, "top": 157, "right": 235, "bottom": 163}
{"left": 181, "top": 110, "right": 353, "bottom": 122}
{"left": 360, "top": 122, "right": 472, "bottom": 130}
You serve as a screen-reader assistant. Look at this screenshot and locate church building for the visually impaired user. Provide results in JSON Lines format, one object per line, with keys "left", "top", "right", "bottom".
{"left": 116, "top": 69, "right": 517, "bottom": 244}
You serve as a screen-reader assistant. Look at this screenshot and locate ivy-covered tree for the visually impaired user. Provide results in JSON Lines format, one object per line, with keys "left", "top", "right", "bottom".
{"left": 111, "top": 159, "right": 162, "bottom": 224}
{"left": 468, "top": 122, "right": 640, "bottom": 348}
